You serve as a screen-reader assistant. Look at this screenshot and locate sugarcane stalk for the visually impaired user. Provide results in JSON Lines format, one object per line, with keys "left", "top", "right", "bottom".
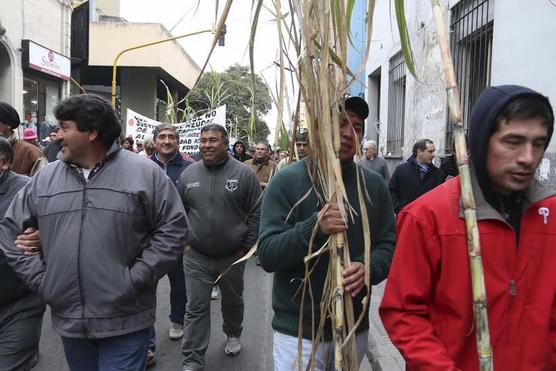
{"left": 334, "top": 234, "right": 345, "bottom": 370}
{"left": 431, "top": 1, "right": 493, "bottom": 370}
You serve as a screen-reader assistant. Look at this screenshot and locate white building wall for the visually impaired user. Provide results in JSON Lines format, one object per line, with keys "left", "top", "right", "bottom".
{"left": 0, "top": 0, "right": 71, "bottom": 114}
{"left": 366, "top": 0, "right": 556, "bottom": 186}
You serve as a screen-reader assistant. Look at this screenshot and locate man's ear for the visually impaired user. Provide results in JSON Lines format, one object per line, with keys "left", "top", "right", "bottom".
{"left": 89, "top": 130, "right": 98, "bottom": 141}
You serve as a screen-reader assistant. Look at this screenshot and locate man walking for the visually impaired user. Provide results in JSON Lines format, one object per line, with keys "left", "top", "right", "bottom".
{"left": 231, "top": 139, "right": 252, "bottom": 162}
{"left": 0, "top": 102, "right": 46, "bottom": 176}
{"left": 360, "top": 139, "right": 389, "bottom": 181}
{"left": 275, "top": 131, "right": 309, "bottom": 171}
{"left": 380, "top": 85, "right": 555, "bottom": 370}
{"left": 0, "top": 94, "right": 189, "bottom": 371}
{"left": 258, "top": 97, "right": 396, "bottom": 370}
{"left": 388, "top": 138, "right": 442, "bottom": 213}
{"left": 244, "top": 141, "right": 276, "bottom": 189}
{"left": 179, "top": 124, "right": 261, "bottom": 371}
{"left": 147, "top": 123, "right": 193, "bottom": 365}
{"left": 0, "top": 137, "right": 45, "bottom": 370}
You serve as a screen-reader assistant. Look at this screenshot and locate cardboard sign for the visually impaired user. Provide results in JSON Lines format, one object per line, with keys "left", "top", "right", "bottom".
{"left": 126, "top": 106, "right": 226, "bottom": 154}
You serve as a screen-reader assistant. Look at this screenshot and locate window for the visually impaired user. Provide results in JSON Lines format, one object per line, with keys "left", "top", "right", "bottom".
{"left": 387, "top": 51, "right": 406, "bottom": 156}
{"left": 446, "top": 0, "right": 494, "bottom": 152}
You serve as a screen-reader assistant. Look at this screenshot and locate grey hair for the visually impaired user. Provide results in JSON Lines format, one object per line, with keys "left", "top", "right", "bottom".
{"left": 153, "top": 123, "right": 178, "bottom": 139}
{"left": 0, "top": 137, "right": 13, "bottom": 164}
{"left": 363, "top": 140, "right": 377, "bottom": 150}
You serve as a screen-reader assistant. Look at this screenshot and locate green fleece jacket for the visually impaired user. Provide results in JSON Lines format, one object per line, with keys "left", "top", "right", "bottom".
{"left": 258, "top": 158, "right": 396, "bottom": 341}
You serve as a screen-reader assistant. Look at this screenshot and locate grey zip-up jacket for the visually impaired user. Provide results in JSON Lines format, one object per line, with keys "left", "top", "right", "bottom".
{"left": 0, "top": 143, "right": 189, "bottom": 338}
{"left": 179, "top": 156, "right": 261, "bottom": 257}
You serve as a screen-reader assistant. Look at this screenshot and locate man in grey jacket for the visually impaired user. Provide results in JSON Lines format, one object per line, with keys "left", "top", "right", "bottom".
{"left": 179, "top": 124, "right": 261, "bottom": 371}
{"left": 0, "top": 94, "right": 189, "bottom": 371}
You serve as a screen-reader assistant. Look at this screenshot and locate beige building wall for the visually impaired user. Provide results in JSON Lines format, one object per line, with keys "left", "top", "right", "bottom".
{"left": 88, "top": 22, "right": 201, "bottom": 89}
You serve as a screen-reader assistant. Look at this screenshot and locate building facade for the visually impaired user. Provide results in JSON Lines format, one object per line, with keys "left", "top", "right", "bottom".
{"left": 71, "top": 0, "right": 201, "bottom": 124}
{"left": 0, "top": 0, "right": 72, "bottom": 140}
{"left": 365, "top": 0, "right": 556, "bottom": 187}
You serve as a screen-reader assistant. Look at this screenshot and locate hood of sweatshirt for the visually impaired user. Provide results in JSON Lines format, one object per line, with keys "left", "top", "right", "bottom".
{"left": 468, "top": 85, "right": 554, "bottom": 206}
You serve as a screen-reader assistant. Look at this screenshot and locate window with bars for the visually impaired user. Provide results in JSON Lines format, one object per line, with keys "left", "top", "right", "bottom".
{"left": 446, "top": 0, "right": 494, "bottom": 152}
{"left": 387, "top": 51, "right": 406, "bottom": 156}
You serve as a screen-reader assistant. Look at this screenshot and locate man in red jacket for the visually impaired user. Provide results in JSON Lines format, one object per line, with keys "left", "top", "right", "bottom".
{"left": 380, "top": 85, "right": 555, "bottom": 370}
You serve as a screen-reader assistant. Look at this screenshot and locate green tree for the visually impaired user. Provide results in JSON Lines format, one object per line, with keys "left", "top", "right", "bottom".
{"left": 187, "top": 64, "right": 271, "bottom": 145}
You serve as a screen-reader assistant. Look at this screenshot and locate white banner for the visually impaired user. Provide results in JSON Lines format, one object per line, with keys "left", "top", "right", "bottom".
{"left": 126, "top": 106, "right": 226, "bottom": 155}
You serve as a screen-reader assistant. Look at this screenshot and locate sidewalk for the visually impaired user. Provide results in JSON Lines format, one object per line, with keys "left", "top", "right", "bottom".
{"left": 365, "top": 281, "right": 405, "bottom": 371}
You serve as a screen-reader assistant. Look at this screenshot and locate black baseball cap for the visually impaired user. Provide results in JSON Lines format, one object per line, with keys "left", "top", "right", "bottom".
{"left": 344, "top": 96, "right": 369, "bottom": 120}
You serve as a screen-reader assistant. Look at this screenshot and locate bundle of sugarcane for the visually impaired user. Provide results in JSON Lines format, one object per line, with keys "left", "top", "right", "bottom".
{"left": 249, "top": 1, "right": 378, "bottom": 369}
{"left": 431, "top": 0, "right": 493, "bottom": 369}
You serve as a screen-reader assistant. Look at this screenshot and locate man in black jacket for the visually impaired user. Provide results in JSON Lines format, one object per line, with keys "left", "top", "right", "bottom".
{"left": 179, "top": 124, "right": 261, "bottom": 370}
{"left": 388, "top": 138, "right": 443, "bottom": 213}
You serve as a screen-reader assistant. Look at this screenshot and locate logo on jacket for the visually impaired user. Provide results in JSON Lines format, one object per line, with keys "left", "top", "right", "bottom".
{"left": 186, "top": 182, "right": 200, "bottom": 189}
{"left": 225, "top": 178, "right": 239, "bottom": 192}
{"left": 538, "top": 207, "right": 550, "bottom": 225}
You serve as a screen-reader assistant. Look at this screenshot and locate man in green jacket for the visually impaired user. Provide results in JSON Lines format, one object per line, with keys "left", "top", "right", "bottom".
{"left": 258, "top": 97, "right": 396, "bottom": 371}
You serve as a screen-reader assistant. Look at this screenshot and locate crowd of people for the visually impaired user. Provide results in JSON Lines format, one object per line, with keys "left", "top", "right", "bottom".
{"left": 0, "top": 83, "right": 554, "bottom": 371}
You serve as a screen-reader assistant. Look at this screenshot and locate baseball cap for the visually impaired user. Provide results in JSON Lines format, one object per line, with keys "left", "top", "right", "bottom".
{"left": 23, "top": 128, "right": 38, "bottom": 140}
{"left": 344, "top": 96, "right": 369, "bottom": 120}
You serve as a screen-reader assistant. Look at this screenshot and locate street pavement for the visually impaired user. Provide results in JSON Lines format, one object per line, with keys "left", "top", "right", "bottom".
{"left": 32, "top": 258, "right": 384, "bottom": 370}
{"left": 366, "top": 282, "right": 405, "bottom": 371}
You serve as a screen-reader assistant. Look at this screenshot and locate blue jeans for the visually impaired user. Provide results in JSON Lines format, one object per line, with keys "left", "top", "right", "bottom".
{"left": 148, "top": 257, "right": 186, "bottom": 351}
{"left": 61, "top": 328, "right": 150, "bottom": 371}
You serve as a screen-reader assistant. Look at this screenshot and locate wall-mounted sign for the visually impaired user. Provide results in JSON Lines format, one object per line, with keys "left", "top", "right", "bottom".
{"left": 22, "top": 40, "right": 70, "bottom": 81}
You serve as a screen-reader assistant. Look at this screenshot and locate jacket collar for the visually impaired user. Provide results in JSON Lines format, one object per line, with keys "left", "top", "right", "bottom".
{"left": 152, "top": 150, "right": 182, "bottom": 166}
{"left": 459, "top": 167, "right": 556, "bottom": 221}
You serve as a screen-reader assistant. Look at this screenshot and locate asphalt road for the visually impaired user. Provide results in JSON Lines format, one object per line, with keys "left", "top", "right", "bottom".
{"left": 34, "top": 258, "right": 274, "bottom": 371}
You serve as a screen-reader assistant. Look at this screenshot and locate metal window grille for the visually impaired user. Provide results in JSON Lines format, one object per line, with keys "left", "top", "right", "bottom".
{"left": 446, "top": 0, "right": 494, "bottom": 152}
{"left": 387, "top": 51, "right": 406, "bottom": 156}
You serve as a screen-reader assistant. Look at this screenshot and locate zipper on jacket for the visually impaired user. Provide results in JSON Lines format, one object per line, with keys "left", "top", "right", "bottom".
{"left": 209, "top": 172, "right": 214, "bottom": 241}
{"left": 76, "top": 174, "right": 88, "bottom": 336}
{"left": 509, "top": 280, "right": 517, "bottom": 296}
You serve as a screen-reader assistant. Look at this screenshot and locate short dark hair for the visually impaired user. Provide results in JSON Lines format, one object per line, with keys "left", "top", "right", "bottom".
{"left": 412, "top": 138, "right": 433, "bottom": 156}
{"left": 123, "top": 136, "right": 134, "bottom": 146}
{"left": 494, "top": 95, "right": 554, "bottom": 136}
{"left": 0, "top": 137, "right": 13, "bottom": 164}
{"left": 54, "top": 94, "right": 122, "bottom": 149}
{"left": 0, "top": 102, "right": 21, "bottom": 130}
{"left": 200, "top": 124, "right": 229, "bottom": 144}
{"left": 153, "top": 123, "right": 179, "bottom": 139}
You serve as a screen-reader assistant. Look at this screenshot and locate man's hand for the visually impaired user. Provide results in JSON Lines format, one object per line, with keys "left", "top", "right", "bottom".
{"left": 16, "top": 227, "right": 42, "bottom": 256}
{"left": 343, "top": 262, "right": 365, "bottom": 297}
{"left": 318, "top": 203, "right": 347, "bottom": 235}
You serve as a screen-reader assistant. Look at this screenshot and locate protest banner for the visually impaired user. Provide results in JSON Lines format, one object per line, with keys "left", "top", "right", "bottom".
{"left": 126, "top": 105, "right": 226, "bottom": 154}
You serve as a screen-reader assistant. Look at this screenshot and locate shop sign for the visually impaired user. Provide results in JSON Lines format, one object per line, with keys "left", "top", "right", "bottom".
{"left": 22, "top": 40, "right": 70, "bottom": 80}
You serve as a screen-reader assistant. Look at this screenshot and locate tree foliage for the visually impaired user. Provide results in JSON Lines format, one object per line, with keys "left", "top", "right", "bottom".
{"left": 187, "top": 64, "right": 272, "bottom": 145}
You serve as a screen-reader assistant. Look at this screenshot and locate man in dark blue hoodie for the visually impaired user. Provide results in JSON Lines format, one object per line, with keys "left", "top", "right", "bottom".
{"left": 380, "top": 85, "right": 556, "bottom": 370}
{"left": 388, "top": 138, "right": 443, "bottom": 213}
{"left": 148, "top": 123, "right": 192, "bottom": 366}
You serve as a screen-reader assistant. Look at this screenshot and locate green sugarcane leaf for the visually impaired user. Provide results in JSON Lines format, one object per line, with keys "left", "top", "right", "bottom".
{"left": 394, "top": 0, "right": 418, "bottom": 79}
{"left": 346, "top": 0, "right": 357, "bottom": 49}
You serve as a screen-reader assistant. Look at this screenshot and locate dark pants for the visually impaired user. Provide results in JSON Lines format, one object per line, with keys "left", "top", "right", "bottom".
{"left": 181, "top": 249, "right": 245, "bottom": 370}
{"left": 0, "top": 293, "right": 44, "bottom": 371}
{"left": 167, "top": 254, "right": 187, "bottom": 324}
{"left": 148, "top": 255, "right": 186, "bottom": 351}
{"left": 61, "top": 328, "right": 150, "bottom": 371}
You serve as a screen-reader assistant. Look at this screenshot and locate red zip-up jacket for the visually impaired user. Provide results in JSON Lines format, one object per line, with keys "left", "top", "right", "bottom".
{"left": 380, "top": 175, "right": 556, "bottom": 370}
